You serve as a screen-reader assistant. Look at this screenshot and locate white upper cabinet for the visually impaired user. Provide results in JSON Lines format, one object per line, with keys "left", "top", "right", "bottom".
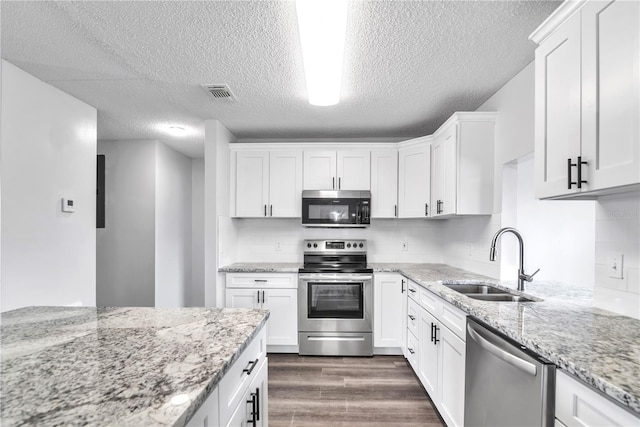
{"left": 430, "top": 113, "right": 496, "bottom": 217}
{"left": 370, "top": 150, "right": 399, "bottom": 218}
{"left": 531, "top": 0, "right": 640, "bottom": 199}
{"left": 398, "top": 138, "right": 431, "bottom": 218}
{"left": 232, "top": 149, "right": 302, "bottom": 218}
{"left": 303, "top": 150, "right": 370, "bottom": 190}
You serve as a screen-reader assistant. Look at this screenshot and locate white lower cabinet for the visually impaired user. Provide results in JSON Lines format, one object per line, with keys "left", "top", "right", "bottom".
{"left": 373, "top": 273, "right": 404, "bottom": 350}
{"left": 406, "top": 279, "right": 466, "bottom": 427}
{"left": 225, "top": 273, "right": 298, "bottom": 349}
{"left": 555, "top": 370, "right": 639, "bottom": 427}
{"left": 187, "top": 326, "right": 268, "bottom": 427}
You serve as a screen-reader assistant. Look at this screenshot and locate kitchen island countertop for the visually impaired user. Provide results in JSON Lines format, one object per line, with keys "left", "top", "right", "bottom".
{"left": 220, "top": 261, "right": 640, "bottom": 415}
{"left": 0, "top": 306, "right": 269, "bottom": 426}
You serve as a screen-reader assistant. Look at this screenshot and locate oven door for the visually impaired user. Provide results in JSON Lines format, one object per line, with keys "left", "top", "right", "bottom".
{"left": 298, "top": 273, "right": 373, "bottom": 333}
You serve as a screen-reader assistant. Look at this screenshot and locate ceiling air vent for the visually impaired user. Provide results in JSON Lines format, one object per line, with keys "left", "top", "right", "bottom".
{"left": 201, "top": 84, "right": 237, "bottom": 102}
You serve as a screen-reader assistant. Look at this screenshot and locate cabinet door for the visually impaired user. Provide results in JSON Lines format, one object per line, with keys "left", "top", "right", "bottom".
{"left": 373, "top": 274, "right": 403, "bottom": 348}
{"left": 247, "top": 357, "right": 269, "bottom": 427}
{"left": 418, "top": 306, "right": 438, "bottom": 397}
{"left": 431, "top": 133, "right": 446, "bottom": 217}
{"left": 262, "top": 289, "right": 298, "bottom": 346}
{"left": 186, "top": 386, "right": 219, "bottom": 427}
{"left": 226, "top": 288, "right": 260, "bottom": 310}
{"left": 269, "top": 151, "right": 302, "bottom": 217}
{"left": 303, "top": 151, "right": 337, "bottom": 190}
{"left": 370, "top": 150, "right": 398, "bottom": 218}
{"left": 432, "top": 126, "right": 457, "bottom": 217}
{"left": 437, "top": 325, "right": 466, "bottom": 427}
{"left": 225, "top": 390, "right": 249, "bottom": 427}
{"left": 398, "top": 143, "right": 431, "bottom": 218}
{"left": 235, "top": 152, "right": 270, "bottom": 217}
{"left": 534, "top": 12, "right": 582, "bottom": 199}
{"left": 336, "top": 150, "right": 370, "bottom": 190}
{"left": 581, "top": 0, "right": 640, "bottom": 191}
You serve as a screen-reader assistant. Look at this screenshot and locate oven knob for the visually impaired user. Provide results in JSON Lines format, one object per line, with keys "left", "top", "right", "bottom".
{"left": 359, "top": 243, "right": 364, "bottom": 248}
{"left": 307, "top": 243, "right": 312, "bottom": 248}
{"left": 313, "top": 243, "right": 318, "bottom": 248}
{"left": 347, "top": 243, "right": 351, "bottom": 248}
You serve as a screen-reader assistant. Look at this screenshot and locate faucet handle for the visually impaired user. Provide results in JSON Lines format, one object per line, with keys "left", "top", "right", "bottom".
{"left": 523, "top": 268, "right": 540, "bottom": 282}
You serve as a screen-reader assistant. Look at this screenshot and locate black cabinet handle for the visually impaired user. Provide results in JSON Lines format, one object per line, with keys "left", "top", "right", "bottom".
{"left": 433, "top": 325, "right": 440, "bottom": 345}
{"left": 254, "top": 279, "right": 267, "bottom": 282}
{"left": 436, "top": 200, "right": 443, "bottom": 214}
{"left": 257, "top": 290, "right": 260, "bottom": 304}
{"left": 264, "top": 204, "right": 267, "bottom": 216}
{"left": 395, "top": 204, "right": 397, "bottom": 217}
{"left": 401, "top": 279, "right": 406, "bottom": 293}
{"left": 425, "top": 203, "right": 428, "bottom": 216}
{"left": 430, "top": 322, "right": 435, "bottom": 342}
{"left": 408, "top": 314, "right": 416, "bottom": 321}
{"left": 408, "top": 347, "right": 415, "bottom": 354}
{"left": 262, "top": 290, "right": 265, "bottom": 304}
{"left": 409, "top": 288, "right": 416, "bottom": 294}
{"left": 577, "top": 156, "right": 588, "bottom": 189}
{"left": 270, "top": 204, "right": 273, "bottom": 216}
{"left": 247, "top": 390, "right": 257, "bottom": 426}
{"left": 339, "top": 177, "right": 341, "bottom": 189}
{"left": 332, "top": 177, "right": 335, "bottom": 189}
{"left": 255, "top": 387, "right": 260, "bottom": 421}
{"left": 243, "top": 358, "right": 259, "bottom": 375}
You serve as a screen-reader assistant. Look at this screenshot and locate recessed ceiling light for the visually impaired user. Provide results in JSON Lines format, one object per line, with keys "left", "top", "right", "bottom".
{"left": 296, "top": 0, "right": 348, "bottom": 106}
{"left": 167, "top": 126, "right": 188, "bottom": 137}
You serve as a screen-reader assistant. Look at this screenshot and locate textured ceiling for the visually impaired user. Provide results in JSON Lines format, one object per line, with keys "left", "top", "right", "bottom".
{"left": 1, "top": 1, "right": 561, "bottom": 158}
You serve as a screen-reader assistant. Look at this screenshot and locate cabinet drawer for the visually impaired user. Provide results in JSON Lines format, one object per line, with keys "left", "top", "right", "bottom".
{"left": 419, "top": 286, "right": 439, "bottom": 315}
{"left": 226, "top": 273, "right": 298, "bottom": 289}
{"left": 219, "top": 326, "right": 267, "bottom": 426}
{"left": 406, "top": 330, "right": 419, "bottom": 372}
{"left": 407, "top": 280, "right": 419, "bottom": 301}
{"left": 556, "top": 370, "right": 639, "bottom": 427}
{"left": 407, "top": 298, "right": 420, "bottom": 337}
{"left": 439, "top": 300, "right": 467, "bottom": 342}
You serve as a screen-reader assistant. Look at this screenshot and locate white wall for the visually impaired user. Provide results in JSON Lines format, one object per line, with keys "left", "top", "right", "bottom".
{"left": 155, "top": 142, "right": 192, "bottom": 308}
{"left": 190, "top": 158, "right": 205, "bottom": 306}
{"left": 1, "top": 60, "right": 97, "bottom": 312}
{"left": 593, "top": 193, "right": 640, "bottom": 319}
{"left": 97, "top": 139, "right": 156, "bottom": 307}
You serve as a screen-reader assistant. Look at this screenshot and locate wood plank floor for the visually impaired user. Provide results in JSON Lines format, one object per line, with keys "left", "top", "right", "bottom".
{"left": 267, "top": 354, "right": 446, "bottom": 427}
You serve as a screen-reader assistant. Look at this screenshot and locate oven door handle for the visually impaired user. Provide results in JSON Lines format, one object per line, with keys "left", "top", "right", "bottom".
{"left": 307, "top": 335, "right": 366, "bottom": 342}
{"left": 298, "top": 274, "right": 373, "bottom": 281}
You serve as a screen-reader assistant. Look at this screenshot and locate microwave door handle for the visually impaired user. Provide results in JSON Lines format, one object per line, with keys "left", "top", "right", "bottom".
{"left": 356, "top": 204, "right": 361, "bottom": 224}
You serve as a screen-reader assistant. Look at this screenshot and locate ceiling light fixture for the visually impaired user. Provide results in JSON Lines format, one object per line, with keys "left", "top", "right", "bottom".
{"left": 296, "top": 0, "right": 348, "bottom": 106}
{"left": 167, "top": 126, "right": 188, "bottom": 137}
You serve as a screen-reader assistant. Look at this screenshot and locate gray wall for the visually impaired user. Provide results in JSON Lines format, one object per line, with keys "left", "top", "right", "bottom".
{"left": 97, "top": 139, "right": 156, "bottom": 307}
{"left": 190, "top": 158, "right": 205, "bottom": 306}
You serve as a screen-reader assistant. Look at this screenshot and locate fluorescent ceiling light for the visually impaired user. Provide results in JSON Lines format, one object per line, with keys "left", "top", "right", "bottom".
{"left": 167, "top": 126, "right": 188, "bottom": 137}
{"left": 296, "top": 0, "right": 348, "bottom": 106}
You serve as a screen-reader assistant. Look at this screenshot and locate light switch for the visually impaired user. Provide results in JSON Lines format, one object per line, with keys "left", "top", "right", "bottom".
{"left": 61, "top": 198, "right": 75, "bottom": 213}
{"left": 608, "top": 253, "right": 624, "bottom": 279}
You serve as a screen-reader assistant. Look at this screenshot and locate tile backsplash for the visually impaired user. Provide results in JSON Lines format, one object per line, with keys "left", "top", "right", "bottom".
{"left": 593, "top": 193, "right": 640, "bottom": 319}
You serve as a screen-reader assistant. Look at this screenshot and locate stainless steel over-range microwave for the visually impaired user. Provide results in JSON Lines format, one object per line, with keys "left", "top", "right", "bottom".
{"left": 301, "top": 190, "right": 371, "bottom": 228}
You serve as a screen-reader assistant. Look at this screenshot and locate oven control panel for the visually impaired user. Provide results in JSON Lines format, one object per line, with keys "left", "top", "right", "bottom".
{"left": 303, "top": 239, "right": 367, "bottom": 253}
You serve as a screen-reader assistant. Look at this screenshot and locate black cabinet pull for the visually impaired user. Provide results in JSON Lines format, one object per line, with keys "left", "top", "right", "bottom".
{"left": 408, "top": 347, "right": 415, "bottom": 354}
{"left": 256, "top": 290, "right": 260, "bottom": 304}
{"left": 243, "top": 358, "right": 259, "bottom": 375}
{"left": 339, "top": 177, "right": 341, "bottom": 189}
{"left": 408, "top": 314, "right": 416, "bottom": 321}
{"left": 255, "top": 387, "right": 260, "bottom": 421}
{"left": 577, "top": 156, "right": 588, "bottom": 189}
{"left": 430, "top": 322, "right": 435, "bottom": 342}
{"left": 436, "top": 200, "right": 443, "bottom": 214}
{"left": 409, "top": 287, "right": 416, "bottom": 294}
{"left": 395, "top": 204, "right": 397, "bottom": 217}
{"left": 247, "top": 390, "right": 257, "bottom": 426}
{"left": 401, "top": 279, "right": 406, "bottom": 293}
{"left": 253, "top": 279, "right": 267, "bottom": 282}
{"left": 264, "top": 204, "right": 267, "bottom": 216}
{"left": 425, "top": 203, "right": 428, "bottom": 216}
{"left": 332, "top": 177, "right": 335, "bottom": 189}
{"left": 262, "top": 290, "right": 265, "bottom": 304}
{"left": 270, "top": 204, "right": 273, "bottom": 216}
{"left": 433, "top": 325, "right": 440, "bottom": 345}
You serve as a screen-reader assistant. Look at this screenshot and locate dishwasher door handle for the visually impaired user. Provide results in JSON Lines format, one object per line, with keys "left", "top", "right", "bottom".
{"left": 467, "top": 323, "right": 537, "bottom": 376}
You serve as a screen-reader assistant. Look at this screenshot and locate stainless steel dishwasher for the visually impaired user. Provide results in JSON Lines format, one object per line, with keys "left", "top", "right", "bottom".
{"left": 465, "top": 317, "right": 555, "bottom": 427}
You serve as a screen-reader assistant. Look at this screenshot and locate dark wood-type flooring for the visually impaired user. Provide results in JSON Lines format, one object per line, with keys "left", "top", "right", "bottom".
{"left": 267, "top": 354, "right": 446, "bottom": 427}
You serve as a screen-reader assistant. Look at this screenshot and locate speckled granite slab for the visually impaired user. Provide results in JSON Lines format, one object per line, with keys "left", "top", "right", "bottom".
{"left": 1, "top": 306, "right": 269, "bottom": 426}
{"left": 219, "top": 262, "right": 302, "bottom": 273}
{"left": 220, "top": 261, "right": 640, "bottom": 415}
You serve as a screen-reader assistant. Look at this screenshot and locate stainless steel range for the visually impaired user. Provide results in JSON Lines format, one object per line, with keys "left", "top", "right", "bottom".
{"left": 298, "top": 239, "right": 373, "bottom": 356}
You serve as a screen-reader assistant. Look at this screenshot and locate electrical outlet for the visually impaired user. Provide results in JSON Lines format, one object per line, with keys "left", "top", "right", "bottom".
{"left": 608, "top": 253, "right": 624, "bottom": 279}
{"left": 275, "top": 241, "right": 282, "bottom": 251}
{"left": 401, "top": 241, "right": 408, "bottom": 251}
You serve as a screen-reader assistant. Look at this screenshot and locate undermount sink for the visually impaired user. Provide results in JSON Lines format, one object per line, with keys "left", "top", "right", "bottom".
{"left": 443, "top": 282, "right": 538, "bottom": 303}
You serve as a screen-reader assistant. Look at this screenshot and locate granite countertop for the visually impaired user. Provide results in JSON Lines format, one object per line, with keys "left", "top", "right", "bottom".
{"left": 219, "top": 262, "right": 302, "bottom": 273}
{"left": 219, "top": 261, "right": 640, "bottom": 415}
{"left": 1, "top": 306, "right": 269, "bottom": 426}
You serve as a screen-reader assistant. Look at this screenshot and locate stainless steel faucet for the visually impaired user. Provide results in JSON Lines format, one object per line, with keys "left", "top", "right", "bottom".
{"left": 489, "top": 227, "right": 540, "bottom": 291}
